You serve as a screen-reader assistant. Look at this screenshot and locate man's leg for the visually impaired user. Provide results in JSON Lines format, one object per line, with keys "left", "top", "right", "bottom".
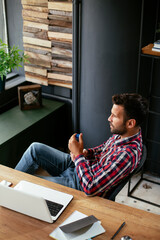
{"left": 15, "top": 142, "right": 83, "bottom": 192}
{"left": 15, "top": 142, "right": 73, "bottom": 176}
{"left": 37, "top": 168, "right": 83, "bottom": 191}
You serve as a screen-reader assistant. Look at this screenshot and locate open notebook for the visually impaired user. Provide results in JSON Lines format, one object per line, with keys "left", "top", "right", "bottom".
{"left": 0, "top": 180, "right": 73, "bottom": 223}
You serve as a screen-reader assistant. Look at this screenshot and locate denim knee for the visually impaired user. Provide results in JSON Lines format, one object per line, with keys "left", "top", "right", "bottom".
{"left": 29, "top": 142, "right": 42, "bottom": 151}
{"left": 27, "top": 142, "right": 42, "bottom": 158}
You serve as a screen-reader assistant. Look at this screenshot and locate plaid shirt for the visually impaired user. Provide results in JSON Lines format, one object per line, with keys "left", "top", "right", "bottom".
{"left": 74, "top": 130, "right": 142, "bottom": 197}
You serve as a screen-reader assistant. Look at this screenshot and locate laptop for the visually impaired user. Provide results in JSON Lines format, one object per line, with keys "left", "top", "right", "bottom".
{"left": 0, "top": 180, "right": 73, "bottom": 223}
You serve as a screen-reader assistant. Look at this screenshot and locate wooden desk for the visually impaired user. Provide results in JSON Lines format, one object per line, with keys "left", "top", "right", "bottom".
{"left": 0, "top": 164, "right": 160, "bottom": 240}
{"left": 0, "top": 99, "right": 65, "bottom": 168}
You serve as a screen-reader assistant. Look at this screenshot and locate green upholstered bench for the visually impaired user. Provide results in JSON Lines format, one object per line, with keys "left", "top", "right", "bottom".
{"left": 0, "top": 98, "right": 65, "bottom": 168}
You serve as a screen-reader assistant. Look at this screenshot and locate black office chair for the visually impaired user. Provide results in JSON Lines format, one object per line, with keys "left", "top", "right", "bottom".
{"left": 105, "top": 144, "right": 147, "bottom": 201}
{"left": 127, "top": 144, "right": 147, "bottom": 197}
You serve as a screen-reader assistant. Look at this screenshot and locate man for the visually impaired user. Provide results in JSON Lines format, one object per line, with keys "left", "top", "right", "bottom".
{"left": 15, "top": 93, "right": 148, "bottom": 197}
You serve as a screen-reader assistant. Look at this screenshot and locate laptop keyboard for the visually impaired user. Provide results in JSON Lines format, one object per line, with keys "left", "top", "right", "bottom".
{"left": 45, "top": 199, "right": 63, "bottom": 217}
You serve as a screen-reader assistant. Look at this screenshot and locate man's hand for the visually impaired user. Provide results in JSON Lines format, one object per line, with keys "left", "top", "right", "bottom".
{"left": 68, "top": 133, "right": 84, "bottom": 159}
{"left": 82, "top": 148, "right": 88, "bottom": 158}
{"left": 70, "top": 148, "right": 88, "bottom": 161}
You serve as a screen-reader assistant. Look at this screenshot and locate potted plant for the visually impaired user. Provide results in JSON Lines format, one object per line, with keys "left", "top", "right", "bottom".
{"left": 0, "top": 38, "right": 28, "bottom": 92}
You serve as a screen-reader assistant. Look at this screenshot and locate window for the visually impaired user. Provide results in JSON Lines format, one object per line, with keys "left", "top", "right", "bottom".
{"left": 0, "top": 0, "right": 8, "bottom": 44}
{"left": 0, "top": 0, "right": 25, "bottom": 83}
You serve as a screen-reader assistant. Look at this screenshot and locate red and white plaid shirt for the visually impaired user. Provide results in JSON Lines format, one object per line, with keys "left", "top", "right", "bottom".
{"left": 74, "top": 130, "right": 142, "bottom": 197}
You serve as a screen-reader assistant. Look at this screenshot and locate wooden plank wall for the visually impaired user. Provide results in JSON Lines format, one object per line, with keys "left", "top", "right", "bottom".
{"left": 21, "top": 0, "right": 72, "bottom": 89}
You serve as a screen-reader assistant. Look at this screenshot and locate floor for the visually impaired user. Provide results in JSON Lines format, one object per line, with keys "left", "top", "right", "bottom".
{"left": 116, "top": 172, "right": 160, "bottom": 215}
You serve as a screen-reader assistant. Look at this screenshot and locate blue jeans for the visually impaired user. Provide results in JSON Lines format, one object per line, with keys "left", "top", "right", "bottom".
{"left": 15, "top": 142, "right": 83, "bottom": 191}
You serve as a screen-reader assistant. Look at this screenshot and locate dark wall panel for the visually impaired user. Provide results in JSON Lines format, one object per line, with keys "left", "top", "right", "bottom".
{"left": 80, "top": 0, "right": 141, "bottom": 147}
{"left": 146, "top": 142, "right": 160, "bottom": 175}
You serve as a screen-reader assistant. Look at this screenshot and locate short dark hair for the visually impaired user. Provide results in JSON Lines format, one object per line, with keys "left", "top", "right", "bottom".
{"left": 112, "top": 93, "right": 149, "bottom": 126}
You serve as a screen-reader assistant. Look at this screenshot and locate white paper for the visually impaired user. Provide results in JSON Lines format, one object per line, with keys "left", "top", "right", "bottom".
{"left": 49, "top": 210, "right": 105, "bottom": 240}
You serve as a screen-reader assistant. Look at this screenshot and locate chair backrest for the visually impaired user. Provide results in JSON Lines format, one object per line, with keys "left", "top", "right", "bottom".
{"left": 133, "top": 144, "right": 147, "bottom": 175}
{"left": 105, "top": 144, "right": 147, "bottom": 201}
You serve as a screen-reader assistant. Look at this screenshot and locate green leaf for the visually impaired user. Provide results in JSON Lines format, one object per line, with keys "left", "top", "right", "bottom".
{"left": 0, "top": 38, "right": 29, "bottom": 79}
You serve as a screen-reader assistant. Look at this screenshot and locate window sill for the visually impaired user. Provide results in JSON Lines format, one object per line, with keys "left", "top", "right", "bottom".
{"left": 5, "top": 75, "right": 26, "bottom": 90}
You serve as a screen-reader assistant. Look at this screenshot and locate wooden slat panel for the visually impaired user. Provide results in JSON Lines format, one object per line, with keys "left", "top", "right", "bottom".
{"left": 23, "top": 36, "right": 51, "bottom": 48}
{"left": 49, "top": 19, "right": 72, "bottom": 28}
{"left": 22, "top": 9, "right": 48, "bottom": 19}
{"left": 22, "top": 5, "right": 48, "bottom": 13}
{"left": 48, "top": 25, "right": 72, "bottom": 34}
{"left": 52, "top": 54, "right": 72, "bottom": 61}
{"left": 23, "top": 30, "right": 48, "bottom": 40}
{"left": 24, "top": 51, "right": 51, "bottom": 62}
{"left": 48, "top": 79, "right": 72, "bottom": 89}
{"left": 24, "top": 66, "right": 47, "bottom": 76}
{"left": 48, "top": 14, "right": 72, "bottom": 22}
{"left": 49, "top": 9, "right": 72, "bottom": 17}
{"left": 23, "top": 15, "right": 49, "bottom": 24}
{"left": 25, "top": 58, "right": 51, "bottom": 68}
{"left": 21, "top": 0, "right": 48, "bottom": 7}
{"left": 23, "top": 43, "right": 51, "bottom": 52}
{"left": 51, "top": 40, "right": 72, "bottom": 49}
{"left": 24, "top": 46, "right": 51, "bottom": 55}
{"left": 52, "top": 47, "right": 72, "bottom": 57}
{"left": 25, "top": 73, "right": 48, "bottom": 85}
{"left": 48, "top": 2, "right": 72, "bottom": 12}
{"left": 23, "top": 26, "right": 43, "bottom": 33}
{"left": 21, "top": 0, "right": 73, "bottom": 89}
{"left": 48, "top": 32, "right": 72, "bottom": 42}
{"left": 48, "top": 73, "right": 72, "bottom": 81}
{"left": 23, "top": 21, "right": 48, "bottom": 30}
{"left": 50, "top": 67, "right": 72, "bottom": 74}
{"left": 51, "top": 59, "right": 72, "bottom": 68}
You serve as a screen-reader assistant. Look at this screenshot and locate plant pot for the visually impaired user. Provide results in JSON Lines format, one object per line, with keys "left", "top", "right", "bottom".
{"left": 0, "top": 75, "right": 6, "bottom": 93}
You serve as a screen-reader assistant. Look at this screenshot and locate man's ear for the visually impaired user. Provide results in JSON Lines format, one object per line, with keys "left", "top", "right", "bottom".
{"left": 127, "top": 119, "right": 136, "bottom": 129}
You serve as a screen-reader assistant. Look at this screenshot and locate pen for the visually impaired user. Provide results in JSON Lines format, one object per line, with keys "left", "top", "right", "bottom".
{"left": 111, "top": 221, "right": 126, "bottom": 240}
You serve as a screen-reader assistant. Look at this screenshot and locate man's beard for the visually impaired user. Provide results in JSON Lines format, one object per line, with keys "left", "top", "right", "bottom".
{"left": 110, "top": 123, "right": 127, "bottom": 135}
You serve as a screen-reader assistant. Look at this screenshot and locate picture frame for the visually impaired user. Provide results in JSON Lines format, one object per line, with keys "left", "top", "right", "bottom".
{"left": 18, "top": 84, "right": 42, "bottom": 110}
